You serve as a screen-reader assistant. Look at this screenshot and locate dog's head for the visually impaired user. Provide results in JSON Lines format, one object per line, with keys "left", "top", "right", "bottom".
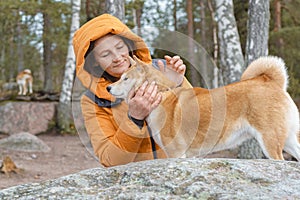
{"left": 107, "top": 56, "right": 146, "bottom": 100}
{"left": 107, "top": 55, "right": 176, "bottom": 101}
{"left": 24, "top": 69, "right": 32, "bottom": 74}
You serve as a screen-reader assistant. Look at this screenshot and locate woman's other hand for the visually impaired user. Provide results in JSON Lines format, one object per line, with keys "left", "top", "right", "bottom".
{"left": 157, "top": 55, "right": 186, "bottom": 86}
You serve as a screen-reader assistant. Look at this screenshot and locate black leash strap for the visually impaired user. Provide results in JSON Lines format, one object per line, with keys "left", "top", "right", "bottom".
{"left": 85, "top": 90, "right": 122, "bottom": 108}
{"left": 147, "top": 126, "right": 157, "bottom": 159}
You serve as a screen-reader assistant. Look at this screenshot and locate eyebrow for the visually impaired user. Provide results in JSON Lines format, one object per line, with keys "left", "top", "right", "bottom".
{"left": 115, "top": 40, "right": 124, "bottom": 46}
{"left": 96, "top": 39, "right": 125, "bottom": 55}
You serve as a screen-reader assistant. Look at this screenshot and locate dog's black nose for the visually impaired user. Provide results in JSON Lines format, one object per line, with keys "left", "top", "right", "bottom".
{"left": 106, "top": 86, "right": 111, "bottom": 92}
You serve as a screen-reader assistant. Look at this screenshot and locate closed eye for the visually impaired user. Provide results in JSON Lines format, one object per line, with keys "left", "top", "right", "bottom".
{"left": 116, "top": 44, "right": 125, "bottom": 49}
{"left": 124, "top": 77, "right": 128, "bottom": 81}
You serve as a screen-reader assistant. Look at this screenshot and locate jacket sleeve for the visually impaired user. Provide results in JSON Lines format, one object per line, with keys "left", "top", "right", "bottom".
{"left": 80, "top": 95, "right": 148, "bottom": 167}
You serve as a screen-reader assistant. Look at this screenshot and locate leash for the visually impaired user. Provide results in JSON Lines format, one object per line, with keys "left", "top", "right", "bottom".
{"left": 85, "top": 90, "right": 123, "bottom": 108}
{"left": 147, "top": 126, "right": 158, "bottom": 159}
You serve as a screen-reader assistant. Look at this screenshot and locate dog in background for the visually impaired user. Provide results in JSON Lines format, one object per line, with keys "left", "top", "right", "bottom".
{"left": 16, "top": 69, "right": 33, "bottom": 95}
{"left": 108, "top": 56, "right": 300, "bottom": 161}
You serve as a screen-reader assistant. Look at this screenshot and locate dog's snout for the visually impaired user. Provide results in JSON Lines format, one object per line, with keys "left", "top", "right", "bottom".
{"left": 106, "top": 86, "right": 112, "bottom": 92}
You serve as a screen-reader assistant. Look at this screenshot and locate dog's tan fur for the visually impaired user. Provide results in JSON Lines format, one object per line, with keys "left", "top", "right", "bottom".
{"left": 16, "top": 69, "right": 33, "bottom": 95}
{"left": 108, "top": 56, "right": 300, "bottom": 161}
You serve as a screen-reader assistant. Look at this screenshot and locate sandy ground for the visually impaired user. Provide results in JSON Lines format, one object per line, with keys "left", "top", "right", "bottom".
{"left": 0, "top": 132, "right": 100, "bottom": 190}
{"left": 0, "top": 131, "right": 239, "bottom": 190}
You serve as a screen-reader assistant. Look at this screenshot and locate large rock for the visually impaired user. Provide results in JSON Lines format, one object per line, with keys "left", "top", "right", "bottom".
{"left": 0, "top": 132, "right": 51, "bottom": 152}
{"left": 0, "top": 158, "right": 299, "bottom": 199}
{"left": 0, "top": 102, "right": 56, "bottom": 135}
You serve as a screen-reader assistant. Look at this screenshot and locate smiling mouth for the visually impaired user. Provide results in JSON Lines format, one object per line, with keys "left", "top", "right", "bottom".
{"left": 113, "top": 60, "right": 126, "bottom": 68}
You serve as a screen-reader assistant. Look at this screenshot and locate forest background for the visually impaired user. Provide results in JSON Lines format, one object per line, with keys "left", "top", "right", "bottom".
{"left": 1, "top": 0, "right": 299, "bottom": 95}
{"left": 0, "top": 0, "right": 299, "bottom": 159}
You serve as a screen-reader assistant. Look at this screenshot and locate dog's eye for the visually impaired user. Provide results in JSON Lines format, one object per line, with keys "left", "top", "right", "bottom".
{"left": 124, "top": 77, "right": 128, "bottom": 81}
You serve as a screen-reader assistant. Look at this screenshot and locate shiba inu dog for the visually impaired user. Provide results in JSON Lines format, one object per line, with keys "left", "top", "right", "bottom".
{"left": 108, "top": 56, "right": 300, "bottom": 161}
{"left": 16, "top": 69, "right": 33, "bottom": 95}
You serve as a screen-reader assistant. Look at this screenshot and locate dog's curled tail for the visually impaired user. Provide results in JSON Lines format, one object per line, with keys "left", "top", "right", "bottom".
{"left": 241, "top": 56, "right": 288, "bottom": 91}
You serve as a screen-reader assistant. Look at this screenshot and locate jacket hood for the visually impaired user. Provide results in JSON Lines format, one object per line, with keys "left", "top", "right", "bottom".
{"left": 73, "top": 14, "right": 152, "bottom": 100}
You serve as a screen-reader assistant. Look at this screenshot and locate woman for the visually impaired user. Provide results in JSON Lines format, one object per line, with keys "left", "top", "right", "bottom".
{"left": 73, "top": 14, "right": 191, "bottom": 167}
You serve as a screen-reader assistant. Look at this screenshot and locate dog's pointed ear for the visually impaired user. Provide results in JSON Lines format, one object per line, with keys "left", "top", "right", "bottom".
{"left": 129, "top": 56, "right": 136, "bottom": 67}
{"left": 133, "top": 55, "right": 144, "bottom": 65}
{"left": 131, "top": 55, "right": 145, "bottom": 73}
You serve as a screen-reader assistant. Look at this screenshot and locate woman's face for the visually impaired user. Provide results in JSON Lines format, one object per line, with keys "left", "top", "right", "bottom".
{"left": 93, "top": 34, "right": 131, "bottom": 78}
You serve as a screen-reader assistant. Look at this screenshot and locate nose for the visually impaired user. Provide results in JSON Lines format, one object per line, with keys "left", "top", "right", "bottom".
{"left": 106, "top": 86, "right": 111, "bottom": 92}
{"left": 112, "top": 56, "right": 122, "bottom": 63}
{"left": 112, "top": 51, "right": 123, "bottom": 62}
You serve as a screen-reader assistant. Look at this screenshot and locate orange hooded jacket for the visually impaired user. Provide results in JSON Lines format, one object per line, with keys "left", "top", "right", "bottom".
{"left": 73, "top": 14, "right": 190, "bottom": 167}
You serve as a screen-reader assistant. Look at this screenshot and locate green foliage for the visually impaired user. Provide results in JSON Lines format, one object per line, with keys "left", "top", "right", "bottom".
{"left": 0, "top": 0, "right": 71, "bottom": 92}
{"left": 268, "top": 0, "right": 300, "bottom": 98}
{"left": 1, "top": 0, "right": 299, "bottom": 96}
{"left": 125, "top": 0, "right": 145, "bottom": 28}
{"left": 281, "top": 0, "right": 300, "bottom": 27}
{"left": 269, "top": 27, "right": 300, "bottom": 98}
{"left": 1, "top": 7, "right": 33, "bottom": 80}
{"left": 234, "top": 0, "right": 300, "bottom": 97}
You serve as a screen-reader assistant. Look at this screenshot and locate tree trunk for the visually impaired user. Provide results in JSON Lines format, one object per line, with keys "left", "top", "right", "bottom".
{"left": 0, "top": 48, "right": 5, "bottom": 81}
{"left": 273, "top": 0, "right": 284, "bottom": 57}
{"left": 208, "top": 0, "right": 219, "bottom": 88}
{"left": 214, "top": 0, "right": 244, "bottom": 85}
{"left": 86, "top": 0, "right": 105, "bottom": 21}
{"left": 85, "top": 0, "right": 92, "bottom": 21}
{"left": 43, "top": 11, "right": 53, "bottom": 92}
{"left": 100, "top": 0, "right": 106, "bottom": 15}
{"left": 17, "top": 21, "right": 24, "bottom": 72}
{"left": 244, "top": 0, "right": 270, "bottom": 66}
{"left": 187, "top": 0, "right": 201, "bottom": 86}
{"left": 238, "top": 0, "right": 270, "bottom": 159}
{"left": 173, "top": 0, "right": 177, "bottom": 31}
{"left": 199, "top": 0, "right": 210, "bottom": 88}
{"left": 133, "top": 0, "right": 144, "bottom": 36}
{"left": 105, "top": 0, "right": 125, "bottom": 22}
{"left": 57, "top": 0, "right": 81, "bottom": 133}
{"left": 9, "top": 36, "right": 14, "bottom": 81}
{"left": 135, "top": 1, "right": 143, "bottom": 30}
{"left": 274, "top": 0, "right": 281, "bottom": 32}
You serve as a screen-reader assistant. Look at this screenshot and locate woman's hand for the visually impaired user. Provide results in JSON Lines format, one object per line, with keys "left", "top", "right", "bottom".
{"left": 157, "top": 55, "right": 186, "bottom": 86}
{"left": 128, "top": 81, "right": 162, "bottom": 120}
